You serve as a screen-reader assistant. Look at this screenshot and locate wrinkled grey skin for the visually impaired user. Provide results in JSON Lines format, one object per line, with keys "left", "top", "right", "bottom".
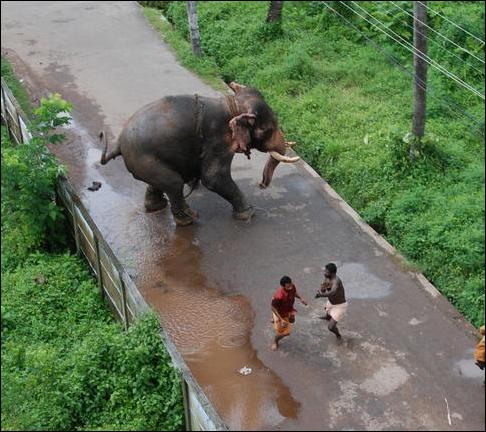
{"left": 100, "top": 82, "right": 291, "bottom": 226}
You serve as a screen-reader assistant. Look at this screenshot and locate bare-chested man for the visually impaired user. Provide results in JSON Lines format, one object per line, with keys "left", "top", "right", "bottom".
{"left": 315, "top": 263, "right": 347, "bottom": 340}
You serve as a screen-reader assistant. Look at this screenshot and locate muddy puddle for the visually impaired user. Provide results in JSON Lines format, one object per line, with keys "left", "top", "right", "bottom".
{"left": 139, "top": 227, "right": 300, "bottom": 431}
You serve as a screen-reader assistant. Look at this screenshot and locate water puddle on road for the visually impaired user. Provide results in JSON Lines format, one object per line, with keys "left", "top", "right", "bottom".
{"left": 139, "top": 227, "right": 300, "bottom": 431}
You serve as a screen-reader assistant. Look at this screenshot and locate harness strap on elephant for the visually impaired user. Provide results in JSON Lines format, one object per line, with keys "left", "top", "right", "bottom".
{"left": 193, "top": 93, "right": 205, "bottom": 140}
{"left": 225, "top": 93, "right": 239, "bottom": 118}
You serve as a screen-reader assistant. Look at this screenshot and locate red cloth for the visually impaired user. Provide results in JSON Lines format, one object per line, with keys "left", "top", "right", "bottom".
{"left": 271, "top": 284, "right": 296, "bottom": 317}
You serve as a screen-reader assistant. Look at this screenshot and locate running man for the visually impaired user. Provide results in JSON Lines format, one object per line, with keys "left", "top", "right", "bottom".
{"left": 475, "top": 325, "right": 485, "bottom": 370}
{"left": 271, "top": 276, "right": 308, "bottom": 351}
{"left": 315, "top": 263, "right": 347, "bottom": 340}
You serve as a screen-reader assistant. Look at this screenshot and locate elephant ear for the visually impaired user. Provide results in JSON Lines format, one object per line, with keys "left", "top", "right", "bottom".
{"left": 229, "top": 113, "right": 256, "bottom": 155}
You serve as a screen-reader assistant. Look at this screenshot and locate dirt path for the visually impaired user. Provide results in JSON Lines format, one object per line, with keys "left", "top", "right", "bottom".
{"left": 2, "top": 2, "right": 484, "bottom": 430}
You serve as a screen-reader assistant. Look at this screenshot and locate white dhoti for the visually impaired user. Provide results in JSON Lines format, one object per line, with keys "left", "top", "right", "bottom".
{"left": 325, "top": 301, "right": 348, "bottom": 322}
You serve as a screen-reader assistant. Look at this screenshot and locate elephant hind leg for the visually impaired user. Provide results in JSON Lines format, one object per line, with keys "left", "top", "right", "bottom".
{"left": 144, "top": 185, "right": 168, "bottom": 213}
{"left": 167, "top": 191, "right": 199, "bottom": 226}
{"left": 140, "top": 161, "right": 198, "bottom": 226}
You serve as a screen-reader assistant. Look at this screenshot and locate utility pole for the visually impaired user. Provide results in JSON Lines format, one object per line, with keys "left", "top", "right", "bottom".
{"left": 266, "top": 1, "right": 284, "bottom": 23}
{"left": 412, "top": 1, "right": 427, "bottom": 142}
{"left": 187, "top": 1, "right": 202, "bottom": 56}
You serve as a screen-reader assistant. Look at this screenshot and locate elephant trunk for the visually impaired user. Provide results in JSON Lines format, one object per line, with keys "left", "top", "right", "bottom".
{"left": 259, "top": 155, "right": 280, "bottom": 189}
{"left": 259, "top": 137, "right": 299, "bottom": 188}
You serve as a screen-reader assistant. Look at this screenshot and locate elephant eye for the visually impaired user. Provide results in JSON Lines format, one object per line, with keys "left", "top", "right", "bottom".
{"left": 255, "top": 128, "right": 272, "bottom": 141}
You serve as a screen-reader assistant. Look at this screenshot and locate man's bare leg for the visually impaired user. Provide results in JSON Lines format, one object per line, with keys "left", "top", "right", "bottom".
{"left": 328, "top": 318, "right": 342, "bottom": 340}
{"left": 271, "top": 334, "right": 289, "bottom": 351}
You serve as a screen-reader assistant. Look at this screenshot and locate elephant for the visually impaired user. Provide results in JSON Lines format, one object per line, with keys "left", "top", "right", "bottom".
{"left": 99, "top": 82, "right": 299, "bottom": 226}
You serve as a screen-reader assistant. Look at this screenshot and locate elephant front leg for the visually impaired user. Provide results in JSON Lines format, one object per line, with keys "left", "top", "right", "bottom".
{"left": 233, "top": 205, "right": 255, "bottom": 221}
{"left": 201, "top": 160, "right": 254, "bottom": 221}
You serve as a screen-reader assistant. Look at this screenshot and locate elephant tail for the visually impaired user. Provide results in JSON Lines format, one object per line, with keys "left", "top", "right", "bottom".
{"left": 99, "top": 131, "right": 121, "bottom": 165}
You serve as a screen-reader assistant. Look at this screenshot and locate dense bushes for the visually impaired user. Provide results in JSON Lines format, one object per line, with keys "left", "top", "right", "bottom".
{"left": 1, "top": 95, "right": 71, "bottom": 271}
{"left": 1, "top": 254, "right": 183, "bottom": 430}
{"left": 155, "top": 1, "right": 484, "bottom": 325}
{"left": 1, "top": 58, "right": 71, "bottom": 270}
{"left": 138, "top": 1, "right": 173, "bottom": 15}
{"left": 1, "top": 58, "right": 184, "bottom": 430}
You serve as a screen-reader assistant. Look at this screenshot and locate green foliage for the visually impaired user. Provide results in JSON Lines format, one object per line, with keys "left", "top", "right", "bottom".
{"left": 1, "top": 57, "right": 32, "bottom": 116}
{"left": 149, "top": 1, "right": 484, "bottom": 326}
{"left": 1, "top": 254, "right": 183, "bottom": 431}
{"left": 30, "top": 93, "right": 72, "bottom": 143}
{"left": 281, "top": 45, "right": 317, "bottom": 81}
{"left": 1, "top": 94, "right": 72, "bottom": 271}
{"left": 255, "top": 19, "right": 284, "bottom": 42}
{"left": 138, "top": 1, "right": 173, "bottom": 15}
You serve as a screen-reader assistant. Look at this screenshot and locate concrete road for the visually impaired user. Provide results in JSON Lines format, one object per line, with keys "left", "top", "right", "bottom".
{"left": 2, "top": 2, "right": 484, "bottom": 430}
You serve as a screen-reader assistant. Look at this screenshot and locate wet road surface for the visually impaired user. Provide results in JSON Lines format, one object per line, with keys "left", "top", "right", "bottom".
{"left": 2, "top": 2, "right": 484, "bottom": 430}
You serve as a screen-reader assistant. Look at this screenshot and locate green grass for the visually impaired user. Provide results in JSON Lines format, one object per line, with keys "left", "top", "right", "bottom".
{"left": 143, "top": 7, "right": 228, "bottom": 92}
{"left": 144, "top": 1, "right": 484, "bottom": 326}
{"left": 1, "top": 57, "right": 32, "bottom": 116}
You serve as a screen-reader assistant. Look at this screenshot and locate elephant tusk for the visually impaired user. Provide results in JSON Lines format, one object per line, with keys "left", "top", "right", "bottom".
{"left": 269, "top": 151, "right": 300, "bottom": 163}
{"left": 285, "top": 141, "right": 297, "bottom": 147}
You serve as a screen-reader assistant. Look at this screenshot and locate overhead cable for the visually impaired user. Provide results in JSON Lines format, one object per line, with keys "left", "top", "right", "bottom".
{"left": 378, "top": 2, "right": 484, "bottom": 76}
{"left": 344, "top": 1, "right": 484, "bottom": 100}
{"left": 321, "top": 1, "right": 485, "bottom": 134}
{"left": 389, "top": 1, "right": 485, "bottom": 65}
{"left": 417, "top": 0, "right": 485, "bottom": 45}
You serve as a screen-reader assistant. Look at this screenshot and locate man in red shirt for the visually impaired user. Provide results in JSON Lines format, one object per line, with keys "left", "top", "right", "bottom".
{"left": 271, "top": 276, "right": 308, "bottom": 351}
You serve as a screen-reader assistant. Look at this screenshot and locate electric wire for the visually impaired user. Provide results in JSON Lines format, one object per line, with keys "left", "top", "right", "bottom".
{"left": 417, "top": 0, "right": 485, "bottom": 45}
{"left": 389, "top": 1, "right": 485, "bottom": 65}
{"left": 378, "top": 2, "right": 484, "bottom": 76}
{"left": 321, "top": 1, "right": 484, "bottom": 134}
{"left": 343, "top": 1, "right": 484, "bottom": 100}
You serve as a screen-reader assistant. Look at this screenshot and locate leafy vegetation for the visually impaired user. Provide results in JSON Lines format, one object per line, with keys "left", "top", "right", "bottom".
{"left": 1, "top": 57, "right": 32, "bottom": 116}
{"left": 1, "top": 57, "right": 184, "bottom": 430}
{"left": 1, "top": 256, "right": 183, "bottom": 431}
{"left": 1, "top": 95, "right": 71, "bottom": 270}
{"left": 146, "top": 1, "right": 484, "bottom": 326}
{"left": 138, "top": 0, "right": 173, "bottom": 15}
{"left": 143, "top": 7, "right": 227, "bottom": 92}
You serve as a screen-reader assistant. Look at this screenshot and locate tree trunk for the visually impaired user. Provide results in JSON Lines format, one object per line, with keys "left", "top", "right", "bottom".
{"left": 187, "top": 1, "right": 202, "bottom": 56}
{"left": 266, "top": 1, "right": 284, "bottom": 23}
{"left": 412, "top": 1, "right": 427, "bottom": 141}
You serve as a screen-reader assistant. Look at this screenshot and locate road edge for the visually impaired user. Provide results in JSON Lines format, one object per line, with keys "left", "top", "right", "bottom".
{"left": 294, "top": 156, "right": 478, "bottom": 338}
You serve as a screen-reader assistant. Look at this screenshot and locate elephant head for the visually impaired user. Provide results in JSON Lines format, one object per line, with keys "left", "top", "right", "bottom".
{"left": 228, "top": 82, "right": 299, "bottom": 189}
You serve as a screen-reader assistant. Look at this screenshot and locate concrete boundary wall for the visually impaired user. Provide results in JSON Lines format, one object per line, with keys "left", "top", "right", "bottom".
{"left": 0, "top": 77, "right": 228, "bottom": 432}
